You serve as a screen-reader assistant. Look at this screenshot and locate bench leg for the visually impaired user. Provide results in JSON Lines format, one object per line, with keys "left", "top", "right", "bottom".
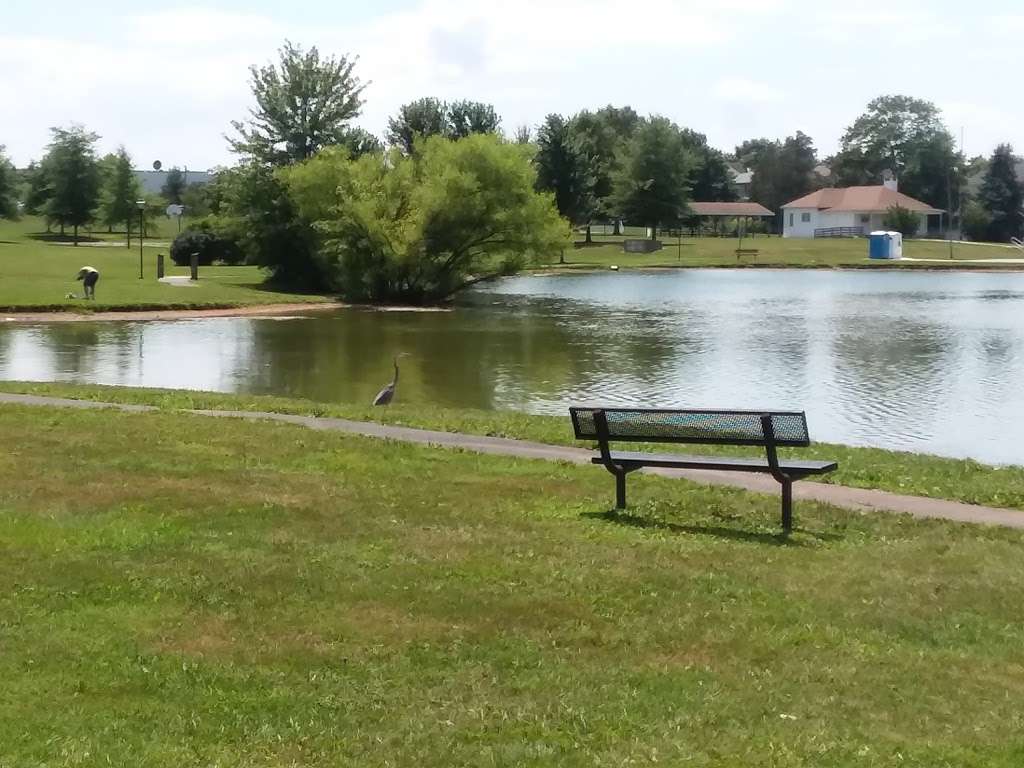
{"left": 615, "top": 472, "right": 627, "bottom": 509}
{"left": 781, "top": 479, "right": 793, "bottom": 533}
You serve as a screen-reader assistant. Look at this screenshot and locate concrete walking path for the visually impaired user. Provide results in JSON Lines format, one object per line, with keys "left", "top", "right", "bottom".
{"left": 3, "top": 392, "right": 1023, "bottom": 530}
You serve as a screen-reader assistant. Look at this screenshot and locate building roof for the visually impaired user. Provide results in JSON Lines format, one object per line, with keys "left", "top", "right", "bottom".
{"left": 731, "top": 171, "right": 753, "bottom": 185}
{"left": 689, "top": 201, "right": 774, "bottom": 217}
{"left": 782, "top": 186, "right": 943, "bottom": 214}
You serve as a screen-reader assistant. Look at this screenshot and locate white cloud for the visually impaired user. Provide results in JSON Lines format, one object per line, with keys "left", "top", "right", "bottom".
{"left": 127, "top": 7, "right": 279, "bottom": 45}
{"left": 1, "top": 0, "right": 1021, "bottom": 170}
{"left": 713, "top": 78, "right": 785, "bottom": 105}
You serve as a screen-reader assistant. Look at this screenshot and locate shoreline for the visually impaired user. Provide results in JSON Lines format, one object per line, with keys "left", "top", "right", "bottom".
{"left": 0, "top": 302, "right": 347, "bottom": 323}
{"left": 0, "top": 301, "right": 457, "bottom": 323}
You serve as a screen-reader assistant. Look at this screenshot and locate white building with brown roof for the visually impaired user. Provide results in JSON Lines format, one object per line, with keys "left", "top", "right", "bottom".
{"left": 781, "top": 180, "right": 943, "bottom": 238}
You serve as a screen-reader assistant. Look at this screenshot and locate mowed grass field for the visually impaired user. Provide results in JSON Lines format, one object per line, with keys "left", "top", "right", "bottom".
{"left": 2, "top": 401, "right": 1024, "bottom": 765}
{"left": 0, "top": 217, "right": 332, "bottom": 312}
{"left": 547, "top": 233, "right": 1023, "bottom": 270}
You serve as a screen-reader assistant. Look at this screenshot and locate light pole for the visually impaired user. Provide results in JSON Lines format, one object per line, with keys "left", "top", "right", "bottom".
{"left": 136, "top": 200, "right": 146, "bottom": 279}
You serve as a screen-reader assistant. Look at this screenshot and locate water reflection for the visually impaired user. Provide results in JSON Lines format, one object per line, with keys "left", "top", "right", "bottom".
{"left": 2, "top": 269, "right": 1024, "bottom": 463}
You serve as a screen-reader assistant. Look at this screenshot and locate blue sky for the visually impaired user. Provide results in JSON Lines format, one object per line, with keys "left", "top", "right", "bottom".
{"left": 3, "top": 0, "right": 1021, "bottom": 169}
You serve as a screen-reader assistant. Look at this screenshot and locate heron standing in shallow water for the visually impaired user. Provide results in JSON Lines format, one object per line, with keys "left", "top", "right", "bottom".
{"left": 372, "top": 355, "right": 406, "bottom": 406}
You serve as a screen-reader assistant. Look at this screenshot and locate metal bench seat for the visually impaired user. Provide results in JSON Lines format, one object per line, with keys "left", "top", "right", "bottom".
{"left": 594, "top": 451, "right": 837, "bottom": 475}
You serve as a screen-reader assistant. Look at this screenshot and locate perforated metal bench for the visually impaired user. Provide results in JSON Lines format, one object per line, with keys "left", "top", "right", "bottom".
{"left": 570, "top": 407, "right": 838, "bottom": 532}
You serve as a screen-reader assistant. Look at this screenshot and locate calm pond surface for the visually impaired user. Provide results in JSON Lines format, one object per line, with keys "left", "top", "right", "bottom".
{"left": 2, "top": 269, "right": 1023, "bottom": 464}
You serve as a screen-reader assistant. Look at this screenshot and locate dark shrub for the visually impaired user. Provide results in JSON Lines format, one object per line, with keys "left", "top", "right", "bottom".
{"left": 170, "top": 229, "right": 243, "bottom": 266}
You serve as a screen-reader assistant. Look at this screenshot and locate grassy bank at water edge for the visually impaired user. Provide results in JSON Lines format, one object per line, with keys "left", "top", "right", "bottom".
{"left": 1, "top": 381, "right": 1022, "bottom": 511}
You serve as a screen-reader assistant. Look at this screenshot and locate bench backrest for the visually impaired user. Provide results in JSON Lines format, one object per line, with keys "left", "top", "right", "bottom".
{"left": 569, "top": 407, "right": 811, "bottom": 448}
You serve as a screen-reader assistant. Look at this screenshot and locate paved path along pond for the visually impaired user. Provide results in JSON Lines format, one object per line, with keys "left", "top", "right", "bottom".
{"left": 2, "top": 269, "right": 1024, "bottom": 464}
{"left": 2, "top": 390, "right": 1023, "bottom": 530}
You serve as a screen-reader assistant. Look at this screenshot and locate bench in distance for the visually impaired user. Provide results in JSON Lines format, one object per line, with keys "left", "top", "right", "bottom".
{"left": 570, "top": 407, "right": 838, "bottom": 532}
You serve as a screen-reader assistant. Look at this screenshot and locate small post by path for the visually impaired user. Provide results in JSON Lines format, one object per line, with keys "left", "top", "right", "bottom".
{"left": 190, "top": 252, "right": 199, "bottom": 281}
{"left": 156, "top": 253, "right": 165, "bottom": 279}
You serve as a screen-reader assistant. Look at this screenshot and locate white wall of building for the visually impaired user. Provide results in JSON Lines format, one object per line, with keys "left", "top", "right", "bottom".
{"left": 783, "top": 209, "right": 932, "bottom": 238}
{"left": 782, "top": 207, "right": 819, "bottom": 238}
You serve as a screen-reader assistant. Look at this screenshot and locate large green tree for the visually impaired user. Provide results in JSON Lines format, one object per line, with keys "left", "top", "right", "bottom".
{"left": 978, "top": 144, "right": 1024, "bottom": 242}
{"left": 339, "top": 127, "right": 383, "bottom": 158}
{"left": 161, "top": 167, "right": 186, "bottom": 203}
{"left": 680, "top": 129, "right": 736, "bottom": 202}
{"left": 98, "top": 147, "right": 142, "bottom": 233}
{"left": 386, "top": 98, "right": 501, "bottom": 153}
{"left": 42, "top": 125, "right": 101, "bottom": 244}
{"left": 21, "top": 161, "right": 51, "bottom": 217}
{"left": 0, "top": 146, "right": 17, "bottom": 219}
{"left": 570, "top": 105, "right": 640, "bottom": 232}
{"left": 283, "top": 134, "right": 567, "bottom": 303}
{"left": 749, "top": 132, "right": 818, "bottom": 230}
{"left": 230, "top": 41, "right": 366, "bottom": 166}
{"left": 211, "top": 162, "right": 320, "bottom": 288}
{"left": 831, "top": 95, "right": 959, "bottom": 207}
{"left": 447, "top": 100, "right": 501, "bottom": 139}
{"left": 534, "top": 114, "right": 596, "bottom": 239}
{"left": 386, "top": 98, "right": 450, "bottom": 154}
{"left": 611, "top": 116, "right": 693, "bottom": 239}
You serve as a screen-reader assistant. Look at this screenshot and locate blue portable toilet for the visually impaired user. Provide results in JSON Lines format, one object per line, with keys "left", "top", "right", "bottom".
{"left": 868, "top": 231, "right": 902, "bottom": 259}
{"left": 869, "top": 231, "right": 889, "bottom": 259}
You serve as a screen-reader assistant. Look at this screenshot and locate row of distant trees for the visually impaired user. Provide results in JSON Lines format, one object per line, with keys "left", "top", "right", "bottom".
{"left": 0, "top": 129, "right": 206, "bottom": 243}
{"left": 1, "top": 40, "right": 1022, "bottom": 299}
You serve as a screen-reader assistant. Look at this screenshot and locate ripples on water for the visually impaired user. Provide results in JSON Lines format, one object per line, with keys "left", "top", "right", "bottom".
{"left": 1, "top": 269, "right": 1023, "bottom": 464}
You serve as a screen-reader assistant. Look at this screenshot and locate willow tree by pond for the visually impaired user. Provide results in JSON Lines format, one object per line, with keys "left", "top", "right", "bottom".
{"left": 283, "top": 133, "right": 568, "bottom": 304}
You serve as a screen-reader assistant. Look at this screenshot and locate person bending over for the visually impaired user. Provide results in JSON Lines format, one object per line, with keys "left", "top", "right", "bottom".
{"left": 75, "top": 266, "right": 99, "bottom": 300}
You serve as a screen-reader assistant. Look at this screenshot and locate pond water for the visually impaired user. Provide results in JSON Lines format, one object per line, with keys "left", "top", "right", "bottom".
{"left": 2, "top": 269, "right": 1024, "bottom": 464}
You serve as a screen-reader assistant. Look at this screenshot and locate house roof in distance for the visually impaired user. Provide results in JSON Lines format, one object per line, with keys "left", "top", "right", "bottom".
{"left": 782, "top": 186, "right": 943, "bottom": 214}
{"left": 689, "top": 202, "right": 774, "bottom": 217}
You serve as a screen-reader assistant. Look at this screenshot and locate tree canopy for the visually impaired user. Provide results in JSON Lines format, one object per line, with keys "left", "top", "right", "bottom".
{"left": 0, "top": 146, "right": 17, "bottom": 219}
{"left": 229, "top": 41, "right": 366, "bottom": 166}
{"left": 748, "top": 132, "right": 818, "bottom": 229}
{"left": 98, "top": 147, "right": 142, "bottom": 232}
{"left": 339, "top": 127, "right": 384, "bottom": 158}
{"left": 610, "top": 116, "right": 693, "bottom": 238}
{"left": 283, "top": 134, "right": 567, "bottom": 303}
{"left": 533, "top": 114, "right": 596, "bottom": 230}
{"left": 571, "top": 106, "right": 640, "bottom": 224}
{"left": 978, "top": 144, "right": 1024, "bottom": 242}
{"left": 386, "top": 98, "right": 502, "bottom": 153}
{"left": 386, "top": 98, "right": 450, "bottom": 153}
{"left": 447, "top": 100, "right": 501, "bottom": 139}
{"left": 42, "top": 125, "right": 101, "bottom": 243}
{"left": 161, "top": 167, "right": 186, "bottom": 203}
{"left": 831, "top": 95, "right": 960, "bottom": 206}
{"left": 680, "top": 129, "right": 736, "bottom": 202}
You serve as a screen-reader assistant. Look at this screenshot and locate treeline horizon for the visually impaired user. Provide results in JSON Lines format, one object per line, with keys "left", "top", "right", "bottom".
{"left": 0, "top": 40, "right": 1020, "bottom": 276}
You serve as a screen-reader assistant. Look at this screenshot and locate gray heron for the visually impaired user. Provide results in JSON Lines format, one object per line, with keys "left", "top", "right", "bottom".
{"left": 372, "top": 355, "right": 406, "bottom": 406}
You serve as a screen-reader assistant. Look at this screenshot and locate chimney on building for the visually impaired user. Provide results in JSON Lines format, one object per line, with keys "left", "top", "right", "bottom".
{"left": 882, "top": 168, "right": 898, "bottom": 192}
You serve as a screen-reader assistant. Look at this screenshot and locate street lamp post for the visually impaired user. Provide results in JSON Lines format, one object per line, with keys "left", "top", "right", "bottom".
{"left": 136, "top": 200, "right": 146, "bottom": 279}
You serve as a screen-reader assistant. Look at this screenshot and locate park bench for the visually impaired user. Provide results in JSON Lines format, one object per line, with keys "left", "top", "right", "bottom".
{"left": 569, "top": 407, "right": 838, "bottom": 532}
{"left": 735, "top": 248, "right": 759, "bottom": 260}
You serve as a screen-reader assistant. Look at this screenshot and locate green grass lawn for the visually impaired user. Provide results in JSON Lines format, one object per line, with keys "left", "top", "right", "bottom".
{"left": 2, "top": 382, "right": 1022, "bottom": 511}
{"left": 1, "top": 401, "right": 1024, "bottom": 765}
{"left": 546, "top": 234, "right": 1022, "bottom": 270}
{"left": 0, "top": 217, "right": 332, "bottom": 312}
